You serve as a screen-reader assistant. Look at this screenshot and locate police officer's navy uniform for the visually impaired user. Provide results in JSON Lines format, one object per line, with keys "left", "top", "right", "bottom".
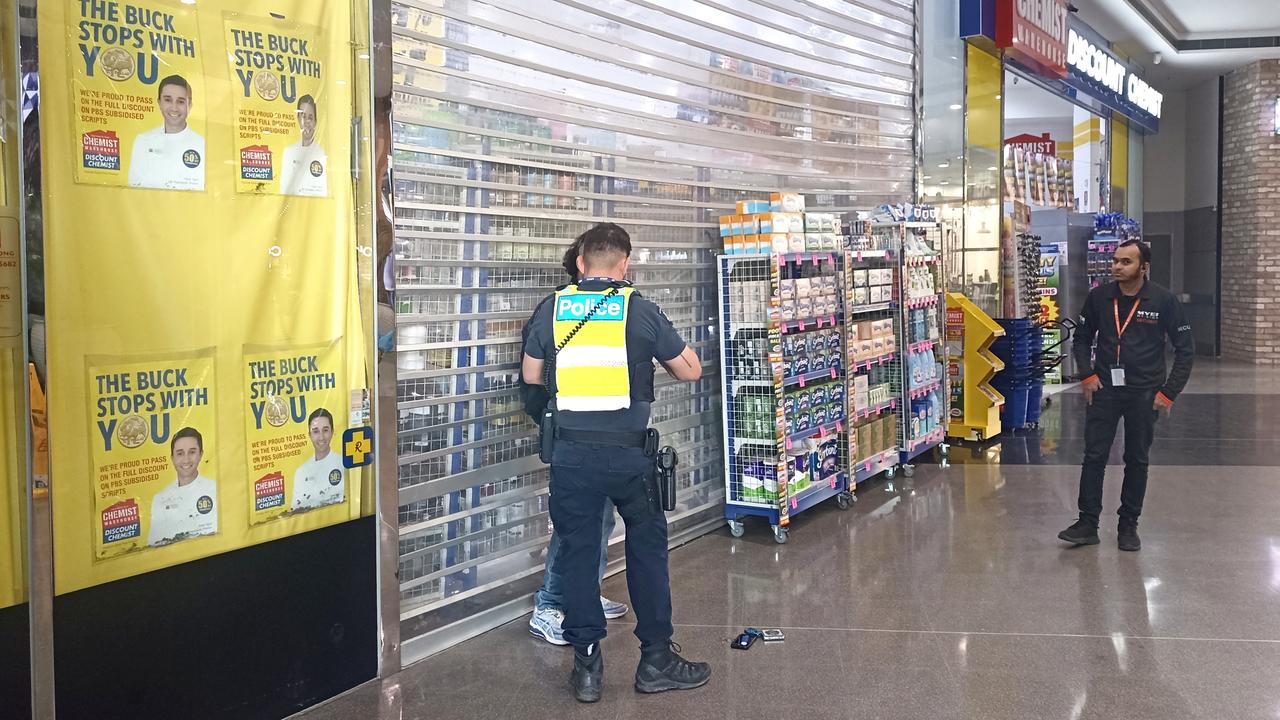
{"left": 525, "top": 278, "right": 683, "bottom": 647}
{"left": 525, "top": 277, "right": 708, "bottom": 700}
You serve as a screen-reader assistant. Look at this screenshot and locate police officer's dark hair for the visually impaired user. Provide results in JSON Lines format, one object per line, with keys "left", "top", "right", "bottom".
{"left": 577, "top": 223, "right": 632, "bottom": 270}
{"left": 308, "top": 407, "right": 334, "bottom": 429}
{"left": 157, "top": 75, "right": 191, "bottom": 100}
{"left": 171, "top": 427, "right": 203, "bottom": 453}
{"left": 297, "top": 94, "right": 317, "bottom": 114}
{"left": 1119, "top": 239, "right": 1151, "bottom": 266}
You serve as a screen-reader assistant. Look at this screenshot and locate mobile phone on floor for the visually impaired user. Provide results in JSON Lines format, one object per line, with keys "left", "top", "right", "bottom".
{"left": 730, "top": 632, "right": 757, "bottom": 650}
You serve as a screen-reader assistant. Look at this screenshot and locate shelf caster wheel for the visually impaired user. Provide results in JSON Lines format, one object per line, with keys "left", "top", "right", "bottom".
{"left": 903, "top": 464, "right": 916, "bottom": 478}
{"left": 728, "top": 520, "right": 745, "bottom": 538}
{"left": 771, "top": 526, "right": 789, "bottom": 545}
{"left": 836, "top": 492, "right": 853, "bottom": 510}
{"left": 886, "top": 465, "right": 897, "bottom": 480}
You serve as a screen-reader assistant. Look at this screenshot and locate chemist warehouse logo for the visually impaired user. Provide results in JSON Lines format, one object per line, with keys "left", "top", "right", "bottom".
{"left": 101, "top": 498, "right": 141, "bottom": 544}
{"left": 82, "top": 129, "right": 121, "bottom": 171}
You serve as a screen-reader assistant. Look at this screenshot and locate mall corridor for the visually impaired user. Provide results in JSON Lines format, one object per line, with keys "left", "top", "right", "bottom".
{"left": 300, "top": 361, "right": 1280, "bottom": 719}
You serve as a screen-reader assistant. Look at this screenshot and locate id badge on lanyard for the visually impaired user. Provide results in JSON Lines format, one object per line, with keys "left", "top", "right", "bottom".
{"left": 1112, "top": 297, "right": 1141, "bottom": 387}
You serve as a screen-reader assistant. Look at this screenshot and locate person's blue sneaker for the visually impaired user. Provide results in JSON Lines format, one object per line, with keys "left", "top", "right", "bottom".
{"left": 529, "top": 608, "right": 569, "bottom": 645}
{"left": 601, "top": 596, "right": 629, "bottom": 620}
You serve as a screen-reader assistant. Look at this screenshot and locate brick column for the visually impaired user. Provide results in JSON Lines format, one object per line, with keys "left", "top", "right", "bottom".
{"left": 1221, "top": 60, "right": 1280, "bottom": 363}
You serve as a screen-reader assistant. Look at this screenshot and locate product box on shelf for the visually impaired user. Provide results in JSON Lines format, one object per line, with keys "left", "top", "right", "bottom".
{"left": 771, "top": 192, "right": 805, "bottom": 213}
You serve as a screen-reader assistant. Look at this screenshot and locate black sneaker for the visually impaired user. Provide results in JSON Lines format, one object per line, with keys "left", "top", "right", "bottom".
{"left": 635, "top": 642, "right": 711, "bottom": 694}
{"left": 571, "top": 645, "right": 604, "bottom": 703}
{"left": 1118, "top": 521, "right": 1141, "bottom": 552}
{"left": 1058, "top": 519, "right": 1100, "bottom": 546}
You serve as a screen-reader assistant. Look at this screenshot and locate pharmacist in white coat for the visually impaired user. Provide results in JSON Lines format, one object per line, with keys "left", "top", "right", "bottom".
{"left": 147, "top": 427, "right": 218, "bottom": 547}
{"left": 279, "top": 94, "right": 328, "bottom": 197}
{"left": 128, "top": 75, "right": 205, "bottom": 191}
{"left": 291, "top": 407, "right": 345, "bottom": 511}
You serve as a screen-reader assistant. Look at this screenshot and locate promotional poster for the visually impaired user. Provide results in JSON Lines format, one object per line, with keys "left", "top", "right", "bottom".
{"left": 226, "top": 15, "right": 329, "bottom": 197}
{"left": 71, "top": 0, "right": 207, "bottom": 191}
{"left": 88, "top": 352, "right": 220, "bottom": 558}
{"left": 41, "top": 0, "right": 370, "bottom": 594}
{"left": 244, "top": 342, "right": 348, "bottom": 525}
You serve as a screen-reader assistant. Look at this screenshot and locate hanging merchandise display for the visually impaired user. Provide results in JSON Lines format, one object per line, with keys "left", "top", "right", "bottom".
{"left": 854, "top": 215, "right": 949, "bottom": 475}
{"left": 1089, "top": 212, "right": 1141, "bottom": 289}
{"left": 1016, "top": 233, "right": 1044, "bottom": 319}
{"left": 945, "top": 293, "right": 1005, "bottom": 442}
{"left": 844, "top": 233, "right": 904, "bottom": 487}
{"left": 719, "top": 196, "right": 853, "bottom": 545}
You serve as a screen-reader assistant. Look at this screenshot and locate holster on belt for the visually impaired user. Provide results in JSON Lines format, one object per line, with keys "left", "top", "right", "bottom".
{"left": 538, "top": 401, "right": 556, "bottom": 464}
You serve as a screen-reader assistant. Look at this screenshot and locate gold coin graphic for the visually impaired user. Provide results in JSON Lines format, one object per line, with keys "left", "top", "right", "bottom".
{"left": 254, "top": 72, "right": 280, "bottom": 101}
{"left": 100, "top": 48, "right": 135, "bottom": 82}
{"left": 265, "top": 396, "right": 289, "bottom": 427}
{"left": 117, "top": 415, "right": 148, "bottom": 449}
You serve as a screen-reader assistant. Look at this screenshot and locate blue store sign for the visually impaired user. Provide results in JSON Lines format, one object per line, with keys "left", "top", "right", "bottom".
{"left": 1064, "top": 21, "right": 1162, "bottom": 133}
{"left": 960, "top": 0, "right": 1162, "bottom": 133}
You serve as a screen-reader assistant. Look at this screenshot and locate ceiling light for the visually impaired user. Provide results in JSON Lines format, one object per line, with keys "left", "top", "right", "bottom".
{"left": 949, "top": 104, "right": 962, "bottom": 111}
{"left": 922, "top": 175, "right": 932, "bottom": 180}
{"left": 940, "top": 180, "right": 951, "bottom": 185}
{"left": 938, "top": 162, "right": 950, "bottom": 168}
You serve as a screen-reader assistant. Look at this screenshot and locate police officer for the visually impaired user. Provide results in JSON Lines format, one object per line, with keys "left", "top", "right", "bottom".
{"left": 521, "top": 223, "right": 710, "bottom": 703}
{"left": 1058, "top": 239, "right": 1194, "bottom": 551}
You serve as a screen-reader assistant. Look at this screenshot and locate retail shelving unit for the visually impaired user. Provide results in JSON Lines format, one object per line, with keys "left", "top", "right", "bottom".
{"left": 719, "top": 252, "right": 852, "bottom": 544}
{"left": 863, "top": 222, "right": 950, "bottom": 476}
{"left": 843, "top": 242, "right": 904, "bottom": 487}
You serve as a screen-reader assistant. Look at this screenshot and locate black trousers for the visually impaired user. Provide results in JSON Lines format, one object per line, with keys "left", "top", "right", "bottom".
{"left": 1078, "top": 386, "right": 1160, "bottom": 526}
{"left": 548, "top": 440, "right": 673, "bottom": 652}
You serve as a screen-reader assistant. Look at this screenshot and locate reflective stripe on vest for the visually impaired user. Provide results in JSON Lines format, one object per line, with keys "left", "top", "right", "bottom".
{"left": 553, "top": 285, "right": 634, "bottom": 412}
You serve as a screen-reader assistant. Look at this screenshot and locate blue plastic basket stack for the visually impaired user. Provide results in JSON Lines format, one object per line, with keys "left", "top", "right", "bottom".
{"left": 990, "top": 319, "right": 1044, "bottom": 431}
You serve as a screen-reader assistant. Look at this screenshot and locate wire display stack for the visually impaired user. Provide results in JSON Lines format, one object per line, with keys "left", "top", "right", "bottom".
{"left": 990, "top": 318, "right": 1045, "bottom": 431}
{"left": 880, "top": 221, "right": 949, "bottom": 475}
{"left": 844, "top": 235, "right": 904, "bottom": 486}
{"left": 718, "top": 251, "right": 852, "bottom": 544}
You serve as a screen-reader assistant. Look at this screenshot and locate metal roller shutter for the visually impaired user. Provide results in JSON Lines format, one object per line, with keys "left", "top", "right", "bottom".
{"left": 390, "top": 0, "right": 915, "bottom": 654}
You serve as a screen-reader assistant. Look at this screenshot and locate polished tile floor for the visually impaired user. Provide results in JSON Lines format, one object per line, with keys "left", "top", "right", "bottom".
{"left": 303, "top": 360, "right": 1280, "bottom": 720}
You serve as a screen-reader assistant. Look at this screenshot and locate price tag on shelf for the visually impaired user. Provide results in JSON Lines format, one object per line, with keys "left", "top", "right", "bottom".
{"left": 835, "top": 420, "right": 843, "bottom": 432}
{"left": 826, "top": 253, "right": 834, "bottom": 264}
{"left": 865, "top": 462, "right": 871, "bottom": 472}
{"left": 799, "top": 375, "right": 807, "bottom": 388}
{"left": 829, "top": 367, "right": 837, "bottom": 379}
{"left": 891, "top": 399, "right": 897, "bottom": 409}
{"left": 799, "top": 320, "right": 807, "bottom": 331}
{"left": 784, "top": 437, "right": 793, "bottom": 450}
{"left": 816, "top": 317, "right": 825, "bottom": 328}
{"left": 818, "top": 425, "right": 827, "bottom": 438}
{"left": 791, "top": 496, "right": 799, "bottom": 510}
{"left": 830, "top": 475, "right": 837, "bottom": 489}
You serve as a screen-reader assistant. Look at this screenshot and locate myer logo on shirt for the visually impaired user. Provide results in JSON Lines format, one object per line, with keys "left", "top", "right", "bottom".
{"left": 1136, "top": 309, "right": 1160, "bottom": 324}
{"left": 556, "top": 294, "right": 626, "bottom": 322}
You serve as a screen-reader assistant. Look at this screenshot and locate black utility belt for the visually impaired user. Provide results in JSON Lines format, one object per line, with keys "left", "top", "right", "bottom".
{"left": 556, "top": 427, "right": 650, "bottom": 450}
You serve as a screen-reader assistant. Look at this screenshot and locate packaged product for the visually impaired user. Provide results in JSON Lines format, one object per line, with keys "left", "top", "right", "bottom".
{"left": 769, "top": 233, "right": 790, "bottom": 254}
{"left": 720, "top": 215, "right": 734, "bottom": 237}
{"left": 853, "top": 269, "right": 869, "bottom": 287}
{"left": 817, "top": 437, "right": 841, "bottom": 480}
{"left": 794, "top": 278, "right": 812, "bottom": 298}
{"left": 787, "top": 233, "right": 806, "bottom": 253}
{"left": 771, "top": 192, "right": 806, "bottom": 213}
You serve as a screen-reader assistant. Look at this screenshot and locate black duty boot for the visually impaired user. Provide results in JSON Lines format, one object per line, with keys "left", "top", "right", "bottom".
{"left": 1118, "top": 520, "right": 1141, "bottom": 552}
{"left": 1058, "top": 519, "right": 1100, "bottom": 546}
{"left": 571, "top": 644, "right": 603, "bottom": 703}
{"left": 635, "top": 642, "right": 711, "bottom": 694}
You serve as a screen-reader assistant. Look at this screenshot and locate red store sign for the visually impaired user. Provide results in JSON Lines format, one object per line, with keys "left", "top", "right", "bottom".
{"left": 997, "top": 0, "right": 1069, "bottom": 78}
{"left": 1005, "top": 132, "right": 1057, "bottom": 156}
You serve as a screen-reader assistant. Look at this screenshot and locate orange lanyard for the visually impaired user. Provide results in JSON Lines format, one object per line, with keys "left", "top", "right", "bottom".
{"left": 1112, "top": 296, "right": 1141, "bottom": 364}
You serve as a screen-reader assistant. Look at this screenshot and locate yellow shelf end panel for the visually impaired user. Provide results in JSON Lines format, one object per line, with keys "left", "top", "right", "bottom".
{"left": 945, "top": 293, "right": 1005, "bottom": 442}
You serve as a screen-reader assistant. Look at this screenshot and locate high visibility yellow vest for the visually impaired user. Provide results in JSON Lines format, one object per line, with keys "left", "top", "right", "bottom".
{"left": 552, "top": 284, "right": 634, "bottom": 412}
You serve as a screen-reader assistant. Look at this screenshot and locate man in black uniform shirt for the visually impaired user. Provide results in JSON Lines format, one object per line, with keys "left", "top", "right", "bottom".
{"left": 522, "top": 223, "right": 710, "bottom": 703}
{"left": 1059, "top": 239, "right": 1194, "bottom": 551}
